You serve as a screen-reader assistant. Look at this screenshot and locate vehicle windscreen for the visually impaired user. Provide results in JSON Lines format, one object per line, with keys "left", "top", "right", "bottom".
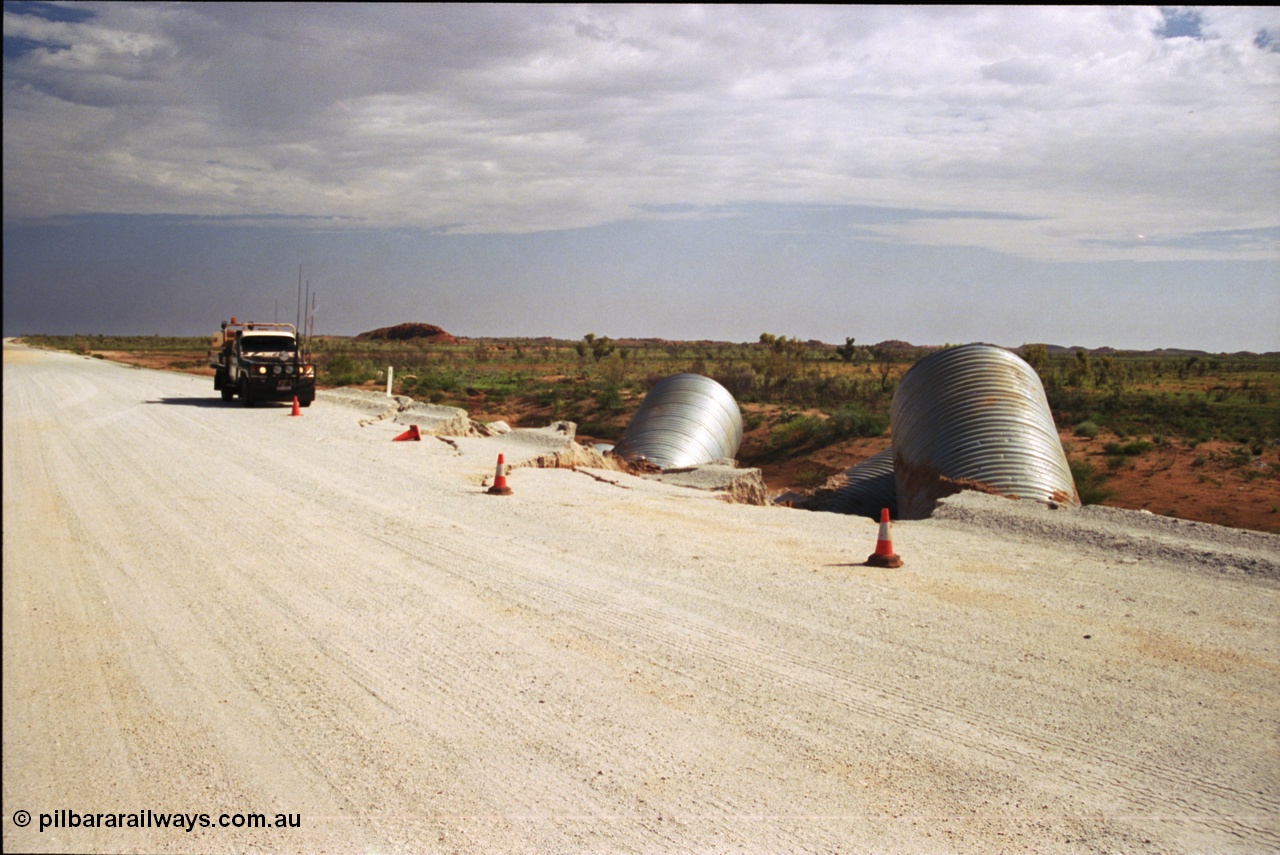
{"left": 239, "top": 335, "right": 296, "bottom": 354}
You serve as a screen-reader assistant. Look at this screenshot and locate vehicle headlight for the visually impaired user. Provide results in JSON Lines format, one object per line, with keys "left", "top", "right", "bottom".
{"left": 273, "top": 365, "right": 282, "bottom": 375}
{"left": 257, "top": 366, "right": 267, "bottom": 374}
{"left": 285, "top": 365, "right": 294, "bottom": 374}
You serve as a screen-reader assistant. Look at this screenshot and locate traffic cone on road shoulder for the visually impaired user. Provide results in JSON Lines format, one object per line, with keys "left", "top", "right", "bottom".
{"left": 865, "top": 507, "right": 903, "bottom": 568}
{"left": 393, "top": 424, "right": 422, "bottom": 442}
{"left": 487, "top": 453, "right": 513, "bottom": 495}
{"left": 290, "top": 396, "right": 301, "bottom": 416}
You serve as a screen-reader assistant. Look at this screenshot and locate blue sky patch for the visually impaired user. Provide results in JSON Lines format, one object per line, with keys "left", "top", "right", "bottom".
{"left": 1157, "top": 8, "right": 1203, "bottom": 40}
{"left": 4, "top": 1, "right": 95, "bottom": 23}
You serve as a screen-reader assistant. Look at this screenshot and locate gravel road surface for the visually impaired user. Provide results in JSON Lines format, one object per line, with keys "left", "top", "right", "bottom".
{"left": 4, "top": 341, "right": 1278, "bottom": 854}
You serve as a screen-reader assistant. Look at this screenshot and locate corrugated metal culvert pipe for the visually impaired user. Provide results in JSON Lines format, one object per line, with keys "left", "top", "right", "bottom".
{"left": 611, "top": 373, "right": 743, "bottom": 469}
{"left": 890, "top": 344, "right": 1078, "bottom": 519}
{"left": 806, "top": 447, "right": 898, "bottom": 519}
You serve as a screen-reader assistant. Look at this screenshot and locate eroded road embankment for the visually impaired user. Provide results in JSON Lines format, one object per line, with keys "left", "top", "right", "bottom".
{"left": 4, "top": 342, "right": 1278, "bottom": 854}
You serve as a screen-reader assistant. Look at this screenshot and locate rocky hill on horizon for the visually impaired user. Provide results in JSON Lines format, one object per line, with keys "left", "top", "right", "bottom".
{"left": 356, "top": 322, "right": 458, "bottom": 344}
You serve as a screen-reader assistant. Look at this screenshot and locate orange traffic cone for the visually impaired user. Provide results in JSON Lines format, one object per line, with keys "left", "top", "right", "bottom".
{"left": 290, "top": 396, "right": 301, "bottom": 416}
{"left": 393, "top": 424, "right": 421, "bottom": 442}
{"left": 865, "top": 507, "right": 902, "bottom": 568}
{"left": 487, "top": 453, "right": 513, "bottom": 495}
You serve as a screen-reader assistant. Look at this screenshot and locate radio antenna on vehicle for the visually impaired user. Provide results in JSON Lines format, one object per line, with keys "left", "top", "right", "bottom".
{"left": 308, "top": 290, "right": 317, "bottom": 350}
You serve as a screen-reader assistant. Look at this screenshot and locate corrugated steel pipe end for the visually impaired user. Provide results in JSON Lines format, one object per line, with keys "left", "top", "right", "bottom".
{"left": 806, "top": 447, "right": 897, "bottom": 519}
{"left": 891, "top": 343, "right": 1078, "bottom": 520}
{"left": 614, "top": 373, "right": 743, "bottom": 470}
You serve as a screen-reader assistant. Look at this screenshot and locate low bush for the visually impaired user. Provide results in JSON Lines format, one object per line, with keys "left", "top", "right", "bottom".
{"left": 827, "top": 403, "right": 889, "bottom": 439}
{"left": 763, "top": 405, "right": 888, "bottom": 458}
{"left": 1228, "top": 446, "right": 1253, "bottom": 467}
{"left": 793, "top": 465, "right": 837, "bottom": 489}
{"left": 767, "top": 414, "right": 825, "bottom": 452}
{"left": 595, "top": 385, "right": 624, "bottom": 413}
{"left": 321, "top": 354, "right": 377, "bottom": 387}
{"left": 1103, "top": 439, "right": 1152, "bottom": 456}
{"left": 1070, "top": 459, "right": 1114, "bottom": 505}
{"left": 1073, "top": 420, "right": 1100, "bottom": 438}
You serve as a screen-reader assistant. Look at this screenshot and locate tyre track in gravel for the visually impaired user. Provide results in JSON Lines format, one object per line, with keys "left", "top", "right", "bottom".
{"left": 11, "top": 358, "right": 441, "bottom": 842}
{"left": 532, "top": 494, "right": 1280, "bottom": 836}
{"left": 5, "top": 354, "right": 400, "bottom": 849}
{"left": 2, "top": 358, "right": 155, "bottom": 840}
{"left": 613, "top": 595, "right": 1277, "bottom": 815}
{"left": 621, "top": 608, "right": 1277, "bottom": 840}
{"left": 238, "top": 516, "right": 820, "bottom": 848}
{"left": 359, "top": 509, "right": 1280, "bottom": 850}
{"left": 196, "top": 468, "right": 658, "bottom": 823}
{"left": 1, "top": 356, "right": 266, "bottom": 848}
{"left": 43, "top": 395, "right": 616, "bottom": 844}
{"left": 50, "top": 373, "right": 631, "bottom": 847}
{"left": 273, "top": 505, "right": 805, "bottom": 848}
{"left": 2, "top": 352, "right": 736, "bottom": 849}
{"left": 216, "top": 462, "right": 885, "bottom": 851}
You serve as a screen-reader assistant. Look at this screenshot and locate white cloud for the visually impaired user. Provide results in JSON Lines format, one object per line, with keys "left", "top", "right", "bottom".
{"left": 3, "top": 4, "right": 1277, "bottom": 261}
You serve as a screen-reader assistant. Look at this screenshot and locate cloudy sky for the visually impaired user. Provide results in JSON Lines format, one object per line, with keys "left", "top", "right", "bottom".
{"left": 4, "top": 3, "right": 1278, "bottom": 350}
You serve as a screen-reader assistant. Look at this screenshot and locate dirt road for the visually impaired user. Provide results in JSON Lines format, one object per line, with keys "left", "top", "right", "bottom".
{"left": 4, "top": 341, "right": 1278, "bottom": 854}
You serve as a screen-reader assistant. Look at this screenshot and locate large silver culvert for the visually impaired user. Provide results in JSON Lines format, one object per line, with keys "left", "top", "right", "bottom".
{"left": 808, "top": 447, "right": 897, "bottom": 519}
{"left": 890, "top": 344, "right": 1078, "bottom": 519}
{"left": 611, "top": 373, "right": 743, "bottom": 469}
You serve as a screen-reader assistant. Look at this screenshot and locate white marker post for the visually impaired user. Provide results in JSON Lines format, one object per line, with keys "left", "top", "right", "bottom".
{"left": 387, "top": 366, "right": 394, "bottom": 397}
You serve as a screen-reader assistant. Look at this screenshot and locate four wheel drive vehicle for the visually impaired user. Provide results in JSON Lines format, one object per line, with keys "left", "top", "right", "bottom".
{"left": 209, "top": 319, "right": 316, "bottom": 407}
